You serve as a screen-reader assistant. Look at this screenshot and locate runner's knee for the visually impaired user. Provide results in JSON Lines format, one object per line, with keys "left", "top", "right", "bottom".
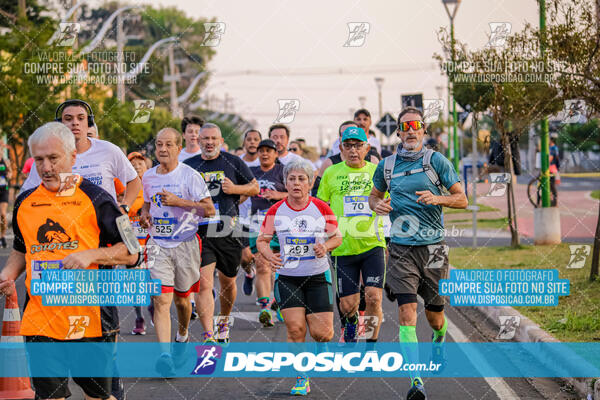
{"left": 311, "top": 327, "right": 333, "bottom": 342}
{"left": 286, "top": 324, "right": 306, "bottom": 340}
{"left": 339, "top": 296, "right": 358, "bottom": 315}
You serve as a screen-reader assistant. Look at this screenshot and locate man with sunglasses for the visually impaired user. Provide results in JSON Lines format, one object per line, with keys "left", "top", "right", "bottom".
{"left": 369, "top": 107, "right": 467, "bottom": 400}
{"left": 317, "top": 127, "right": 386, "bottom": 344}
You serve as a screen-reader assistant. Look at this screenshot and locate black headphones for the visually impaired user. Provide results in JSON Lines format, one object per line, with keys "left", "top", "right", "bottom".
{"left": 55, "top": 99, "right": 95, "bottom": 126}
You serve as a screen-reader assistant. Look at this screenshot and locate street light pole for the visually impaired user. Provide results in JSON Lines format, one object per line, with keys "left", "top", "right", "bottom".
{"left": 358, "top": 96, "right": 366, "bottom": 108}
{"left": 167, "top": 44, "right": 180, "bottom": 117}
{"left": 116, "top": 11, "right": 125, "bottom": 102}
{"left": 375, "top": 77, "right": 385, "bottom": 150}
{"left": 443, "top": 0, "right": 461, "bottom": 173}
{"left": 375, "top": 77, "right": 384, "bottom": 119}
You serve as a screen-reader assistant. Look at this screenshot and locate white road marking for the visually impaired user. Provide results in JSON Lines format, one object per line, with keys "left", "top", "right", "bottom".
{"left": 446, "top": 315, "right": 519, "bottom": 399}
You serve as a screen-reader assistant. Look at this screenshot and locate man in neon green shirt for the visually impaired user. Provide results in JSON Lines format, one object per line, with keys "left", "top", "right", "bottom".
{"left": 317, "top": 126, "right": 386, "bottom": 343}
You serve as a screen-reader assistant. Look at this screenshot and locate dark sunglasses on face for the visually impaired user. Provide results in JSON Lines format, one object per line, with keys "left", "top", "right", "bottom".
{"left": 397, "top": 120, "right": 424, "bottom": 132}
{"left": 342, "top": 142, "right": 365, "bottom": 150}
{"left": 289, "top": 147, "right": 299, "bottom": 152}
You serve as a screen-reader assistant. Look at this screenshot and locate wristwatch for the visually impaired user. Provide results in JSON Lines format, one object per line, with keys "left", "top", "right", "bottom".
{"left": 120, "top": 204, "right": 130, "bottom": 214}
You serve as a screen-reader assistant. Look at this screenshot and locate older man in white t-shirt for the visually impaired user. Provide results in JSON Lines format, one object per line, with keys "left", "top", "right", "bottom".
{"left": 140, "top": 127, "right": 215, "bottom": 376}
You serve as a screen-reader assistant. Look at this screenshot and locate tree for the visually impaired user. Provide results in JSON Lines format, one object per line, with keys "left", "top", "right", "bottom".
{"left": 435, "top": 25, "right": 563, "bottom": 247}
{"left": 0, "top": 12, "right": 73, "bottom": 184}
{"left": 541, "top": 0, "right": 600, "bottom": 280}
{"left": 0, "top": 1, "right": 233, "bottom": 184}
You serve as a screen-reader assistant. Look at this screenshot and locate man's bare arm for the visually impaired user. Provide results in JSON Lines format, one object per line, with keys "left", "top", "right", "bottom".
{"left": 0, "top": 250, "right": 27, "bottom": 295}
{"left": 62, "top": 242, "right": 138, "bottom": 269}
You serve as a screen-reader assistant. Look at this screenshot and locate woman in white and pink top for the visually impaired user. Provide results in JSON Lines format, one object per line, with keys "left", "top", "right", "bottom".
{"left": 257, "top": 158, "right": 342, "bottom": 395}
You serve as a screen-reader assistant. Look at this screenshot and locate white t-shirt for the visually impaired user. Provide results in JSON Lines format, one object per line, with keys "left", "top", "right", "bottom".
{"left": 238, "top": 156, "right": 260, "bottom": 226}
{"left": 260, "top": 197, "right": 338, "bottom": 277}
{"left": 142, "top": 163, "right": 210, "bottom": 248}
{"left": 327, "top": 138, "right": 341, "bottom": 157}
{"left": 178, "top": 148, "right": 202, "bottom": 162}
{"left": 21, "top": 138, "right": 137, "bottom": 201}
{"left": 278, "top": 151, "right": 305, "bottom": 166}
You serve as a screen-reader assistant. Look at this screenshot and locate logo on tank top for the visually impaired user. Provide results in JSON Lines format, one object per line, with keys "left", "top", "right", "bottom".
{"left": 291, "top": 217, "right": 308, "bottom": 232}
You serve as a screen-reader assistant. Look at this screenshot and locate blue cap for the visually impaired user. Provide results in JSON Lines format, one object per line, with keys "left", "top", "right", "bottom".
{"left": 341, "top": 126, "right": 367, "bottom": 142}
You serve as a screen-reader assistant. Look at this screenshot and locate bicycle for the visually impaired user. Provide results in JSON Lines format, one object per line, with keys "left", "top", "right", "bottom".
{"left": 527, "top": 173, "right": 557, "bottom": 207}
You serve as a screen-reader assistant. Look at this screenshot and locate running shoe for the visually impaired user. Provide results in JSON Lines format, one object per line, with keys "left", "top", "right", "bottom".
{"left": 290, "top": 375, "right": 310, "bottom": 396}
{"left": 131, "top": 317, "right": 146, "bottom": 335}
{"left": 155, "top": 353, "right": 175, "bottom": 378}
{"left": 0, "top": 237, "right": 6, "bottom": 248}
{"left": 338, "top": 326, "right": 345, "bottom": 344}
{"left": 202, "top": 332, "right": 218, "bottom": 344}
{"left": 344, "top": 313, "right": 358, "bottom": 343}
{"left": 431, "top": 333, "right": 447, "bottom": 372}
{"left": 271, "top": 299, "right": 284, "bottom": 322}
{"left": 259, "top": 309, "right": 274, "bottom": 327}
{"left": 173, "top": 332, "right": 189, "bottom": 368}
{"left": 216, "top": 320, "right": 230, "bottom": 343}
{"left": 406, "top": 378, "right": 426, "bottom": 400}
{"left": 190, "top": 300, "right": 198, "bottom": 320}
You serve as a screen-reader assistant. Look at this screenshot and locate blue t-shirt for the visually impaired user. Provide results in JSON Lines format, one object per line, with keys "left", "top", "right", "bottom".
{"left": 372, "top": 152, "right": 460, "bottom": 245}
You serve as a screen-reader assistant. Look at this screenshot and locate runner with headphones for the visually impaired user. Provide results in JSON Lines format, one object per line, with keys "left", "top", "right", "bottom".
{"left": 20, "top": 99, "right": 141, "bottom": 400}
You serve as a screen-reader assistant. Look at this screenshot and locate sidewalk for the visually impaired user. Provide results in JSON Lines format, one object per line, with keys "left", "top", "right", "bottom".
{"left": 465, "top": 181, "right": 598, "bottom": 239}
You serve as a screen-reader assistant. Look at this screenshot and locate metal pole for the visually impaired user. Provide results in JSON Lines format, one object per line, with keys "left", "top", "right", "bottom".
{"left": 472, "top": 114, "right": 478, "bottom": 247}
{"left": 539, "top": 0, "right": 551, "bottom": 207}
{"left": 168, "top": 45, "right": 179, "bottom": 117}
{"left": 451, "top": 20, "right": 459, "bottom": 173}
{"left": 116, "top": 11, "right": 125, "bottom": 102}
{"left": 447, "top": 79, "right": 451, "bottom": 159}
{"left": 377, "top": 88, "right": 383, "bottom": 119}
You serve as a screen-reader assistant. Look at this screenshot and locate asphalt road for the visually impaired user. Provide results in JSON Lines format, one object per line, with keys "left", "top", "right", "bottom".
{"left": 0, "top": 244, "right": 580, "bottom": 400}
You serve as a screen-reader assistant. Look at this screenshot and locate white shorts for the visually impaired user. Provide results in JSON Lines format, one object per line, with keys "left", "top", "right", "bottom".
{"left": 145, "top": 235, "right": 201, "bottom": 297}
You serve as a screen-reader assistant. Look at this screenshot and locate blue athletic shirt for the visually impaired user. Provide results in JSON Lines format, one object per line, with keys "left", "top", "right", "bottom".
{"left": 372, "top": 152, "right": 460, "bottom": 245}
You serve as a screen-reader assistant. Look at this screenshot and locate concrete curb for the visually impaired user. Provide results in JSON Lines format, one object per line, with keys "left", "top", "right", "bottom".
{"left": 464, "top": 302, "right": 598, "bottom": 399}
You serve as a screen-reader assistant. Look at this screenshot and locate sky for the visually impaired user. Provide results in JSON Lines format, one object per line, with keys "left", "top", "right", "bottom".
{"left": 87, "top": 0, "right": 540, "bottom": 148}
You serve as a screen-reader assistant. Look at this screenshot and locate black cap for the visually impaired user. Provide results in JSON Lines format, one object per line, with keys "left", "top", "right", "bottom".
{"left": 257, "top": 139, "right": 277, "bottom": 151}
